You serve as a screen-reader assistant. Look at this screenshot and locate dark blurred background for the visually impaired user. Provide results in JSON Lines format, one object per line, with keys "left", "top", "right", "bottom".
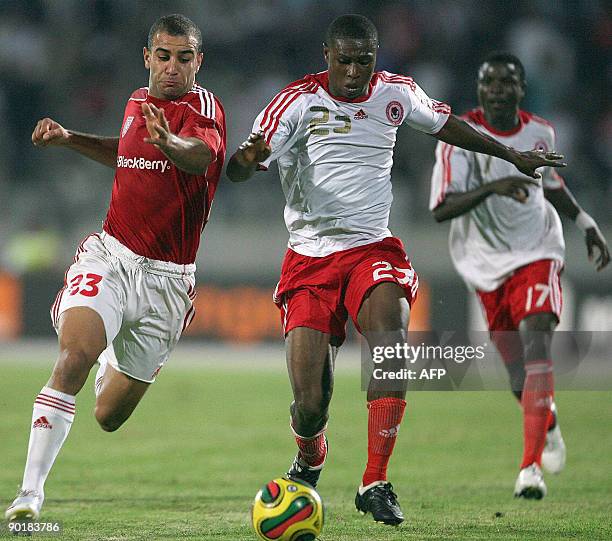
{"left": 0, "top": 0, "right": 610, "bottom": 339}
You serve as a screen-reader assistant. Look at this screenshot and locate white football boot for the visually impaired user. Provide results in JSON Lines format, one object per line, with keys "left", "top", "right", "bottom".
{"left": 5, "top": 489, "right": 44, "bottom": 521}
{"left": 541, "top": 404, "right": 566, "bottom": 474}
{"left": 514, "top": 464, "right": 547, "bottom": 500}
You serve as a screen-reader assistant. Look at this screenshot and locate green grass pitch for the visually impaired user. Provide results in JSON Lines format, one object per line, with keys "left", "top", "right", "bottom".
{"left": 1, "top": 347, "right": 611, "bottom": 540}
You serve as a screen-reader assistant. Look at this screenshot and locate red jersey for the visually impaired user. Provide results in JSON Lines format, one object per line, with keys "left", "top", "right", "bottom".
{"left": 103, "top": 84, "right": 226, "bottom": 264}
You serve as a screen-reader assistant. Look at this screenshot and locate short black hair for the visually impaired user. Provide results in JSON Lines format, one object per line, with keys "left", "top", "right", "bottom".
{"left": 325, "top": 14, "right": 378, "bottom": 45}
{"left": 147, "top": 14, "right": 202, "bottom": 52}
{"left": 480, "top": 52, "right": 526, "bottom": 84}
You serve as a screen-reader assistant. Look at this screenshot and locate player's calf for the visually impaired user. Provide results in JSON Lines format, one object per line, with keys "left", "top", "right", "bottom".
{"left": 94, "top": 366, "right": 150, "bottom": 432}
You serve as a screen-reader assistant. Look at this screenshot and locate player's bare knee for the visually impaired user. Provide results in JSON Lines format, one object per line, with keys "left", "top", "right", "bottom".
{"left": 293, "top": 395, "right": 328, "bottom": 431}
{"left": 519, "top": 314, "right": 557, "bottom": 360}
{"left": 48, "top": 348, "right": 96, "bottom": 394}
{"left": 519, "top": 313, "right": 558, "bottom": 332}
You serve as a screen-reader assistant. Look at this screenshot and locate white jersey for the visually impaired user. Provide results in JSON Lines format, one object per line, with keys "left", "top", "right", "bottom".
{"left": 429, "top": 108, "right": 565, "bottom": 292}
{"left": 253, "top": 70, "right": 450, "bottom": 257}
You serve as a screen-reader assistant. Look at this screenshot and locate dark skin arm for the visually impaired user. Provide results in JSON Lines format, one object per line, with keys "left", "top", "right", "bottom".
{"left": 227, "top": 114, "right": 565, "bottom": 183}
{"left": 141, "top": 102, "right": 212, "bottom": 175}
{"left": 433, "top": 175, "right": 540, "bottom": 222}
{"left": 545, "top": 185, "right": 610, "bottom": 271}
{"left": 32, "top": 118, "right": 119, "bottom": 168}
{"left": 435, "top": 115, "right": 566, "bottom": 178}
{"left": 226, "top": 131, "right": 271, "bottom": 182}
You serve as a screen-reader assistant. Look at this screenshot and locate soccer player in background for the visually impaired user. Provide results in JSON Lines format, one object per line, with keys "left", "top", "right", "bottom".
{"left": 430, "top": 52, "right": 609, "bottom": 499}
{"left": 5, "top": 14, "right": 225, "bottom": 522}
{"left": 227, "top": 16, "right": 564, "bottom": 525}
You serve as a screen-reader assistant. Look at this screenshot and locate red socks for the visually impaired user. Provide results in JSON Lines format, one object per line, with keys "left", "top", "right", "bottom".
{"left": 362, "top": 397, "right": 406, "bottom": 486}
{"left": 520, "top": 360, "right": 554, "bottom": 469}
{"left": 293, "top": 426, "right": 327, "bottom": 468}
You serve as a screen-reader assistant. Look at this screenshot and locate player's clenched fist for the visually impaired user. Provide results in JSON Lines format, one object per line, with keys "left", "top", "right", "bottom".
{"left": 32, "top": 118, "right": 70, "bottom": 147}
{"left": 236, "top": 132, "right": 271, "bottom": 165}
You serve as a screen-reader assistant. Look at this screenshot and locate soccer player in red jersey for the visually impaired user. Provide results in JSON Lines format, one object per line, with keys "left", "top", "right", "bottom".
{"left": 431, "top": 52, "right": 609, "bottom": 499}
{"left": 227, "top": 16, "right": 565, "bottom": 525}
{"left": 5, "top": 14, "right": 225, "bottom": 522}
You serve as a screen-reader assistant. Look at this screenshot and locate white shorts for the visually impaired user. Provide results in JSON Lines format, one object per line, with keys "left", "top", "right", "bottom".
{"left": 50, "top": 232, "right": 196, "bottom": 383}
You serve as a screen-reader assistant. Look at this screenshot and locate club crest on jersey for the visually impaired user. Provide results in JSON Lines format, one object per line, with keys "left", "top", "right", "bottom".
{"left": 386, "top": 101, "right": 404, "bottom": 125}
{"left": 121, "top": 116, "right": 134, "bottom": 137}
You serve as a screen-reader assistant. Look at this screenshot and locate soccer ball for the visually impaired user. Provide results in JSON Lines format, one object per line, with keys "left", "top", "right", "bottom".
{"left": 251, "top": 477, "right": 324, "bottom": 541}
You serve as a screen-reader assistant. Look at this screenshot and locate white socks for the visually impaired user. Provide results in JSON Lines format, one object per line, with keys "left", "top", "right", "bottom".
{"left": 21, "top": 387, "right": 75, "bottom": 494}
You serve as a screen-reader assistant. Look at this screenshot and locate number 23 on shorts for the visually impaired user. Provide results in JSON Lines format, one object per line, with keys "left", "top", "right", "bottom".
{"left": 68, "top": 273, "right": 103, "bottom": 297}
{"left": 371, "top": 261, "right": 414, "bottom": 285}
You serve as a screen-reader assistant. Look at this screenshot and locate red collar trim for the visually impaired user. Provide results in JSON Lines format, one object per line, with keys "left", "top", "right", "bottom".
{"left": 468, "top": 108, "right": 530, "bottom": 136}
{"left": 312, "top": 71, "right": 377, "bottom": 103}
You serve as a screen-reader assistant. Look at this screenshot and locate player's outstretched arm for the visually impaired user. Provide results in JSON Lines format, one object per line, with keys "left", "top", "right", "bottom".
{"left": 433, "top": 176, "right": 540, "bottom": 222}
{"left": 435, "top": 115, "right": 566, "bottom": 178}
{"left": 32, "top": 118, "right": 119, "bottom": 168}
{"left": 226, "top": 132, "right": 271, "bottom": 183}
{"left": 545, "top": 186, "right": 610, "bottom": 271}
{"left": 141, "top": 103, "right": 212, "bottom": 175}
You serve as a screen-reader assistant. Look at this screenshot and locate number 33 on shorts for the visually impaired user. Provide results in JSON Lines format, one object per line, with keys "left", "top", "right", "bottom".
{"left": 68, "top": 273, "right": 103, "bottom": 297}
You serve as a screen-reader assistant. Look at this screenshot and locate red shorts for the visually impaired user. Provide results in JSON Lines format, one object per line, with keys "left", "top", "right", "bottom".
{"left": 274, "top": 237, "right": 418, "bottom": 343}
{"left": 477, "top": 259, "right": 563, "bottom": 332}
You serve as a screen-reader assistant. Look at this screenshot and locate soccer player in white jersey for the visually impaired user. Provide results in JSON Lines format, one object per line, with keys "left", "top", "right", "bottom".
{"left": 227, "top": 17, "right": 564, "bottom": 524}
{"left": 5, "top": 15, "right": 226, "bottom": 522}
{"left": 430, "top": 52, "right": 609, "bottom": 499}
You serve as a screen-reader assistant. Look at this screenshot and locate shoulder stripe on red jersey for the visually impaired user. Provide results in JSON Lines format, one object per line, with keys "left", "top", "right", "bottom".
{"left": 175, "top": 85, "right": 216, "bottom": 121}
{"left": 198, "top": 89, "right": 206, "bottom": 116}
{"left": 260, "top": 81, "right": 319, "bottom": 143}
{"left": 207, "top": 90, "right": 216, "bottom": 120}
{"left": 190, "top": 85, "right": 217, "bottom": 120}
{"left": 202, "top": 88, "right": 216, "bottom": 120}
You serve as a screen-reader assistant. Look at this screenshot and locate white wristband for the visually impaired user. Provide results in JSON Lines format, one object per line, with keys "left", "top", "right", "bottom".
{"left": 575, "top": 211, "right": 597, "bottom": 233}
